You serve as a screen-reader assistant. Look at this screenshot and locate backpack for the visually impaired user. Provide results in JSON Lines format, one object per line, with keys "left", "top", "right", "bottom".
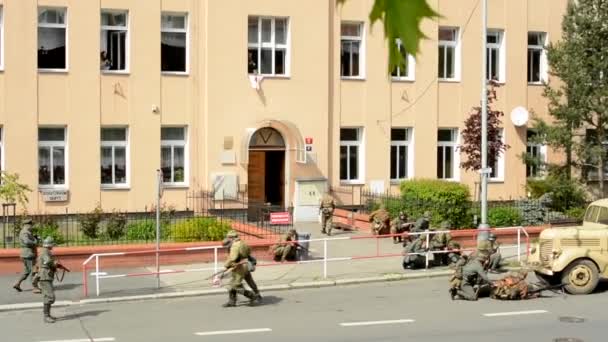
{"left": 448, "top": 255, "right": 469, "bottom": 289}
{"left": 491, "top": 275, "right": 529, "bottom": 300}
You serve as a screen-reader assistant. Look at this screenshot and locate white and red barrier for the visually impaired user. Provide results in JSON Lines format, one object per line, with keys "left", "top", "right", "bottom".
{"left": 82, "top": 226, "right": 529, "bottom": 297}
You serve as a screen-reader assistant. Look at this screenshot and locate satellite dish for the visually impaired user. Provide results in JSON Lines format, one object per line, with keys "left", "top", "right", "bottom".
{"left": 510, "top": 106, "right": 529, "bottom": 127}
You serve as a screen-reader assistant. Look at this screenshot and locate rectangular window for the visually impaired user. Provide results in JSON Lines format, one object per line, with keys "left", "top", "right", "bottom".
{"left": 486, "top": 30, "right": 505, "bottom": 82}
{"left": 526, "top": 130, "right": 546, "bottom": 178}
{"left": 391, "top": 39, "right": 415, "bottom": 81}
{"left": 0, "top": 6, "right": 4, "bottom": 70}
{"left": 341, "top": 22, "right": 364, "bottom": 78}
{"left": 161, "top": 127, "right": 187, "bottom": 185}
{"left": 38, "top": 7, "right": 67, "bottom": 70}
{"left": 528, "top": 32, "right": 547, "bottom": 83}
{"left": 390, "top": 128, "right": 412, "bottom": 181}
{"left": 101, "top": 10, "right": 128, "bottom": 71}
{"left": 161, "top": 13, "right": 188, "bottom": 73}
{"left": 340, "top": 128, "right": 362, "bottom": 181}
{"left": 490, "top": 129, "right": 505, "bottom": 181}
{"left": 437, "top": 129, "right": 458, "bottom": 180}
{"left": 438, "top": 27, "right": 459, "bottom": 80}
{"left": 248, "top": 16, "right": 289, "bottom": 76}
{"left": 38, "top": 127, "right": 66, "bottom": 187}
{"left": 101, "top": 127, "right": 128, "bottom": 186}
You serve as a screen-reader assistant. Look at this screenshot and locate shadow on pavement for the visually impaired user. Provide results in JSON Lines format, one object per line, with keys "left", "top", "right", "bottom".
{"left": 58, "top": 309, "right": 110, "bottom": 321}
{"left": 55, "top": 283, "right": 81, "bottom": 291}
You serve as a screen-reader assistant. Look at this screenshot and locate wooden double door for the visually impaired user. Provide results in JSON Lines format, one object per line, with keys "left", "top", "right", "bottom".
{"left": 248, "top": 150, "right": 285, "bottom": 208}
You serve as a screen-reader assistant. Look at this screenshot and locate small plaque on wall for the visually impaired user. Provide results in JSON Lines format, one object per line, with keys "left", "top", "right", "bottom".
{"left": 41, "top": 189, "right": 69, "bottom": 202}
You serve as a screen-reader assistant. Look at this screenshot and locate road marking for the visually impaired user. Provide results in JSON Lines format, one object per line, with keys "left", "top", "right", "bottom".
{"left": 194, "top": 328, "right": 272, "bottom": 336}
{"left": 340, "top": 319, "right": 415, "bottom": 327}
{"left": 39, "top": 338, "right": 115, "bottom": 342}
{"left": 483, "top": 310, "right": 548, "bottom": 317}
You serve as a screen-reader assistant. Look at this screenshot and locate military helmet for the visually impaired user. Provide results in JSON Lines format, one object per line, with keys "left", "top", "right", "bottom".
{"left": 476, "top": 250, "right": 490, "bottom": 261}
{"left": 488, "top": 233, "right": 497, "bottom": 241}
{"left": 226, "top": 230, "right": 239, "bottom": 238}
{"left": 22, "top": 218, "right": 33, "bottom": 225}
{"left": 42, "top": 236, "right": 55, "bottom": 248}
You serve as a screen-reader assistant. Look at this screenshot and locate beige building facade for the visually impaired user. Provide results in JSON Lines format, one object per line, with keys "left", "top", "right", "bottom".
{"left": 0, "top": 0, "right": 568, "bottom": 221}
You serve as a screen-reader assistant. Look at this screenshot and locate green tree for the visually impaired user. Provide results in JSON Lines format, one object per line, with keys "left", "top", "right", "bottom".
{"left": 534, "top": 0, "right": 608, "bottom": 197}
{"left": 0, "top": 172, "right": 32, "bottom": 212}
{"left": 337, "top": 0, "right": 439, "bottom": 71}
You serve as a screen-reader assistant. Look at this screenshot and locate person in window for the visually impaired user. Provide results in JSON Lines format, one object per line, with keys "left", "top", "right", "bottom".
{"left": 100, "top": 51, "right": 112, "bottom": 70}
{"left": 248, "top": 51, "right": 257, "bottom": 74}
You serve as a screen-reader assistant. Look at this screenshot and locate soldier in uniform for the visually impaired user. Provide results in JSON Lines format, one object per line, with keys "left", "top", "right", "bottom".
{"left": 222, "top": 230, "right": 262, "bottom": 307}
{"left": 451, "top": 253, "right": 490, "bottom": 301}
{"left": 429, "top": 220, "right": 455, "bottom": 266}
{"left": 478, "top": 233, "right": 502, "bottom": 273}
{"left": 271, "top": 229, "right": 299, "bottom": 262}
{"left": 390, "top": 211, "right": 413, "bottom": 244}
{"left": 411, "top": 211, "right": 431, "bottom": 233}
{"left": 13, "top": 218, "right": 41, "bottom": 293}
{"left": 369, "top": 204, "right": 390, "bottom": 235}
{"left": 319, "top": 193, "right": 335, "bottom": 236}
{"left": 38, "top": 237, "right": 68, "bottom": 323}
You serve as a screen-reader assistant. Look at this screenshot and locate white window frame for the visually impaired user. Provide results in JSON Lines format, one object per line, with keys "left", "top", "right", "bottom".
{"left": 526, "top": 131, "right": 547, "bottom": 179}
{"left": 247, "top": 16, "right": 290, "bottom": 77}
{"left": 0, "top": 6, "right": 4, "bottom": 71}
{"left": 391, "top": 39, "right": 415, "bottom": 82}
{"left": 489, "top": 129, "right": 505, "bottom": 182}
{"left": 38, "top": 127, "right": 68, "bottom": 189}
{"left": 37, "top": 7, "right": 68, "bottom": 73}
{"left": 487, "top": 30, "right": 506, "bottom": 83}
{"left": 100, "top": 127, "right": 130, "bottom": 189}
{"left": 340, "top": 21, "right": 365, "bottom": 80}
{"left": 161, "top": 126, "right": 189, "bottom": 187}
{"left": 340, "top": 127, "right": 365, "bottom": 183}
{"left": 390, "top": 128, "right": 413, "bottom": 182}
{"left": 101, "top": 9, "right": 130, "bottom": 74}
{"left": 438, "top": 27, "right": 460, "bottom": 82}
{"left": 528, "top": 32, "right": 548, "bottom": 84}
{"left": 437, "top": 128, "right": 459, "bottom": 181}
{"left": 161, "top": 12, "right": 189, "bottom": 75}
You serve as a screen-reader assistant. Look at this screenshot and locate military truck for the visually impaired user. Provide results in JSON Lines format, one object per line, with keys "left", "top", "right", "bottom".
{"left": 529, "top": 199, "right": 608, "bottom": 295}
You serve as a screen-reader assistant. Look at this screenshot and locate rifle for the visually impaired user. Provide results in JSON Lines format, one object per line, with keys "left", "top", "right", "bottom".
{"left": 55, "top": 260, "right": 70, "bottom": 282}
{"left": 204, "top": 260, "right": 248, "bottom": 281}
{"left": 528, "top": 282, "right": 567, "bottom": 296}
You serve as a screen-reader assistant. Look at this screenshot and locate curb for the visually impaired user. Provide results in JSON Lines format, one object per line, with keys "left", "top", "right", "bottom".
{"left": 0, "top": 270, "right": 452, "bottom": 312}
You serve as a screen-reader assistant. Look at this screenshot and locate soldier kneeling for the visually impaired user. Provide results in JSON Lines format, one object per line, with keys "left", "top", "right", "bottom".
{"left": 270, "top": 229, "right": 299, "bottom": 262}
{"left": 450, "top": 253, "right": 490, "bottom": 301}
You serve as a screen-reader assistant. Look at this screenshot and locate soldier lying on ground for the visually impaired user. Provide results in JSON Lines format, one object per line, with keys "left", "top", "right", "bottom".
{"left": 490, "top": 271, "right": 566, "bottom": 300}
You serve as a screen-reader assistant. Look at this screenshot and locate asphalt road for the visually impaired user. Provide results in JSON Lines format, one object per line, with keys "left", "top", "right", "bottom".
{"left": 2, "top": 277, "right": 606, "bottom": 342}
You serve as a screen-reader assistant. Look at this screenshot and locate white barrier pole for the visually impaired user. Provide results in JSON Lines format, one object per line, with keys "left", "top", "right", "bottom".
{"left": 323, "top": 239, "right": 328, "bottom": 279}
{"left": 517, "top": 227, "right": 521, "bottom": 263}
{"left": 156, "top": 170, "right": 162, "bottom": 289}
{"left": 214, "top": 247, "right": 218, "bottom": 274}
{"left": 425, "top": 233, "right": 430, "bottom": 269}
{"left": 95, "top": 255, "right": 100, "bottom": 297}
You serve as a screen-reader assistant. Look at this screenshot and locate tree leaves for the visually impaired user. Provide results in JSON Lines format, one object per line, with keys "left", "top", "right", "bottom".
{"left": 338, "top": 0, "right": 439, "bottom": 73}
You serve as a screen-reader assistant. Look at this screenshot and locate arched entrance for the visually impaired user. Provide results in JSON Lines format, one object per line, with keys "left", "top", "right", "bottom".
{"left": 247, "top": 127, "right": 285, "bottom": 206}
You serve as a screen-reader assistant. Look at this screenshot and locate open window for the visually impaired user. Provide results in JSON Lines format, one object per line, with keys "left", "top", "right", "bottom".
{"left": 100, "top": 10, "right": 128, "bottom": 72}
{"left": 38, "top": 7, "right": 67, "bottom": 70}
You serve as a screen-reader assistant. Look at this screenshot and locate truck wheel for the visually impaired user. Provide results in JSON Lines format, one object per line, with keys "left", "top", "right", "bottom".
{"left": 561, "top": 259, "right": 599, "bottom": 295}
{"left": 535, "top": 272, "right": 560, "bottom": 286}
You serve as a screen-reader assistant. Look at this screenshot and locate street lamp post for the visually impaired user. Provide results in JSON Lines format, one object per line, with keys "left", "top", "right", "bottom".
{"left": 479, "top": 0, "right": 490, "bottom": 240}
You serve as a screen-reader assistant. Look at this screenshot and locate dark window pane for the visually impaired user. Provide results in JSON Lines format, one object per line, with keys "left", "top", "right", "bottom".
{"left": 53, "top": 147, "right": 65, "bottom": 184}
{"left": 39, "top": 128, "right": 65, "bottom": 141}
{"left": 161, "top": 147, "right": 172, "bottom": 182}
{"left": 102, "top": 30, "right": 127, "bottom": 71}
{"left": 390, "top": 146, "right": 397, "bottom": 179}
{"left": 399, "top": 148, "right": 407, "bottom": 179}
{"left": 261, "top": 19, "right": 271, "bottom": 43}
{"left": 275, "top": 19, "right": 287, "bottom": 44}
{"left": 261, "top": 48, "right": 272, "bottom": 74}
{"left": 528, "top": 32, "right": 540, "bottom": 46}
{"left": 351, "top": 41, "right": 360, "bottom": 76}
{"left": 248, "top": 48, "right": 258, "bottom": 74}
{"left": 275, "top": 49, "right": 285, "bottom": 75}
{"left": 101, "top": 147, "right": 113, "bottom": 184}
{"left": 38, "top": 27, "right": 66, "bottom": 69}
{"left": 161, "top": 14, "right": 185, "bottom": 30}
{"left": 438, "top": 28, "right": 455, "bottom": 41}
{"left": 446, "top": 47, "right": 454, "bottom": 79}
{"left": 438, "top": 129, "right": 454, "bottom": 142}
{"left": 340, "top": 146, "right": 348, "bottom": 180}
{"left": 101, "top": 128, "right": 126, "bottom": 141}
{"left": 161, "top": 32, "right": 186, "bottom": 72}
{"left": 114, "top": 147, "right": 126, "bottom": 184}
{"left": 341, "top": 41, "right": 351, "bottom": 76}
{"left": 161, "top": 127, "right": 185, "bottom": 140}
{"left": 437, "top": 147, "right": 444, "bottom": 178}
{"left": 445, "top": 147, "right": 453, "bottom": 179}
{"left": 391, "top": 128, "right": 407, "bottom": 141}
{"left": 39, "top": 147, "right": 51, "bottom": 185}
{"left": 438, "top": 46, "right": 445, "bottom": 78}
{"left": 174, "top": 147, "right": 185, "bottom": 182}
{"left": 341, "top": 23, "right": 360, "bottom": 37}
{"left": 349, "top": 145, "right": 358, "bottom": 180}
{"left": 340, "top": 128, "right": 358, "bottom": 141}
{"left": 248, "top": 17, "right": 258, "bottom": 44}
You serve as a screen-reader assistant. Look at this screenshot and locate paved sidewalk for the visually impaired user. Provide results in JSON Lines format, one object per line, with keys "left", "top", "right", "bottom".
{"left": 0, "top": 223, "right": 526, "bottom": 309}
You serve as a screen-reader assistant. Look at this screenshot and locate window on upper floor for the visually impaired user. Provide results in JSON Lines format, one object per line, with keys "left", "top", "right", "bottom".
{"left": 161, "top": 13, "right": 188, "bottom": 73}
{"left": 101, "top": 10, "right": 129, "bottom": 72}
{"left": 526, "top": 130, "right": 546, "bottom": 178}
{"left": 438, "top": 27, "right": 459, "bottom": 80}
{"left": 101, "top": 127, "right": 128, "bottom": 187}
{"left": 38, "top": 7, "right": 67, "bottom": 70}
{"left": 0, "top": 6, "right": 4, "bottom": 70}
{"left": 489, "top": 129, "right": 505, "bottom": 181}
{"left": 340, "top": 128, "right": 363, "bottom": 182}
{"left": 390, "top": 128, "right": 412, "bottom": 181}
{"left": 487, "top": 30, "right": 505, "bottom": 82}
{"left": 38, "top": 127, "right": 67, "bottom": 187}
{"left": 248, "top": 16, "right": 289, "bottom": 76}
{"left": 391, "top": 39, "right": 415, "bottom": 81}
{"left": 437, "top": 129, "right": 458, "bottom": 180}
{"left": 341, "top": 22, "right": 364, "bottom": 78}
{"left": 528, "top": 32, "right": 547, "bottom": 84}
{"left": 161, "top": 127, "right": 187, "bottom": 185}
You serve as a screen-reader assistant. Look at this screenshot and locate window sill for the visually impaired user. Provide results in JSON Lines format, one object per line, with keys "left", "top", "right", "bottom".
{"left": 101, "top": 185, "right": 130, "bottom": 191}
{"left": 489, "top": 179, "right": 505, "bottom": 184}
{"left": 102, "top": 70, "right": 130, "bottom": 75}
{"left": 38, "top": 69, "right": 68, "bottom": 74}
{"left": 341, "top": 76, "right": 366, "bottom": 81}
{"left": 390, "top": 179, "right": 408, "bottom": 185}
{"left": 162, "top": 71, "right": 189, "bottom": 77}
{"left": 391, "top": 77, "right": 415, "bottom": 83}
{"left": 162, "top": 184, "right": 190, "bottom": 189}
{"left": 38, "top": 186, "right": 68, "bottom": 190}
{"left": 340, "top": 180, "right": 365, "bottom": 186}
{"left": 249, "top": 74, "right": 291, "bottom": 80}
{"left": 438, "top": 78, "right": 461, "bottom": 83}
{"left": 527, "top": 82, "right": 545, "bottom": 86}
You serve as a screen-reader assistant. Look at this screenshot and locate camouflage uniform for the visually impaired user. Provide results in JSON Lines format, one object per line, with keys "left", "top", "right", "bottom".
{"left": 478, "top": 233, "right": 502, "bottom": 272}
{"left": 454, "top": 254, "right": 490, "bottom": 301}
{"left": 491, "top": 271, "right": 530, "bottom": 300}
{"left": 369, "top": 207, "right": 390, "bottom": 235}
{"left": 223, "top": 231, "right": 261, "bottom": 307}
{"left": 13, "top": 219, "right": 40, "bottom": 293}
{"left": 319, "top": 194, "right": 335, "bottom": 236}
{"left": 38, "top": 237, "right": 59, "bottom": 323}
{"left": 390, "top": 212, "right": 412, "bottom": 244}
{"left": 271, "top": 229, "right": 298, "bottom": 262}
{"left": 402, "top": 235, "right": 427, "bottom": 270}
{"left": 429, "top": 221, "right": 455, "bottom": 266}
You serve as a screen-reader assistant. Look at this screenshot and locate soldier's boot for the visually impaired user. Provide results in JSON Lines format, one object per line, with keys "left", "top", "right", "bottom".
{"left": 32, "top": 286, "right": 41, "bottom": 294}
{"left": 222, "top": 290, "right": 237, "bottom": 307}
{"left": 12, "top": 280, "right": 23, "bottom": 292}
{"left": 321, "top": 229, "right": 327, "bottom": 234}
{"left": 48, "top": 304, "right": 58, "bottom": 320}
{"left": 43, "top": 304, "right": 56, "bottom": 323}
{"left": 449, "top": 288, "right": 457, "bottom": 300}
{"left": 242, "top": 290, "right": 259, "bottom": 306}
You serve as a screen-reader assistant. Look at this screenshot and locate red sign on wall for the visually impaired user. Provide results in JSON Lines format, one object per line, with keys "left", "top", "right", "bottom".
{"left": 305, "top": 137, "right": 313, "bottom": 145}
{"left": 270, "top": 212, "right": 291, "bottom": 225}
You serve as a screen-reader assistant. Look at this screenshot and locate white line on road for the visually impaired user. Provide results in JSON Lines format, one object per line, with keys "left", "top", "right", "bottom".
{"left": 483, "top": 310, "right": 548, "bottom": 317}
{"left": 339, "top": 319, "right": 415, "bottom": 327}
{"left": 194, "top": 328, "right": 272, "bottom": 336}
{"left": 39, "top": 338, "right": 115, "bottom": 342}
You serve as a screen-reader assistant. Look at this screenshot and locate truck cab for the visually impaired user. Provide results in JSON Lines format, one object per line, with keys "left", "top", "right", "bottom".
{"left": 529, "top": 199, "right": 608, "bottom": 294}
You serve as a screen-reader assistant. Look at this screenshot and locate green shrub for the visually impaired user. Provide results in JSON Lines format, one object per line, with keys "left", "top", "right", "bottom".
{"left": 170, "top": 217, "right": 232, "bottom": 242}
{"left": 565, "top": 207, "right": 586, "bottom": 221}
{"left": 125, "top": 220, "right": 165, "bottom": 241}
{"left": 105, "top": 212, "right": 127, "bottom": 240}
{"left": 488, "top": 207, "right": 523, "bottom": 227}
{"left": 399, "top": 179, "right": 472, "bottom": 228}
{"left": 527, "top": 176, "right": 587, "bottom": 212}
{"left": 80, "top": 205, "right": 103, "bottom": 239}
{"left": 33, "top": 216, "right": 65, "bottom": 246}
